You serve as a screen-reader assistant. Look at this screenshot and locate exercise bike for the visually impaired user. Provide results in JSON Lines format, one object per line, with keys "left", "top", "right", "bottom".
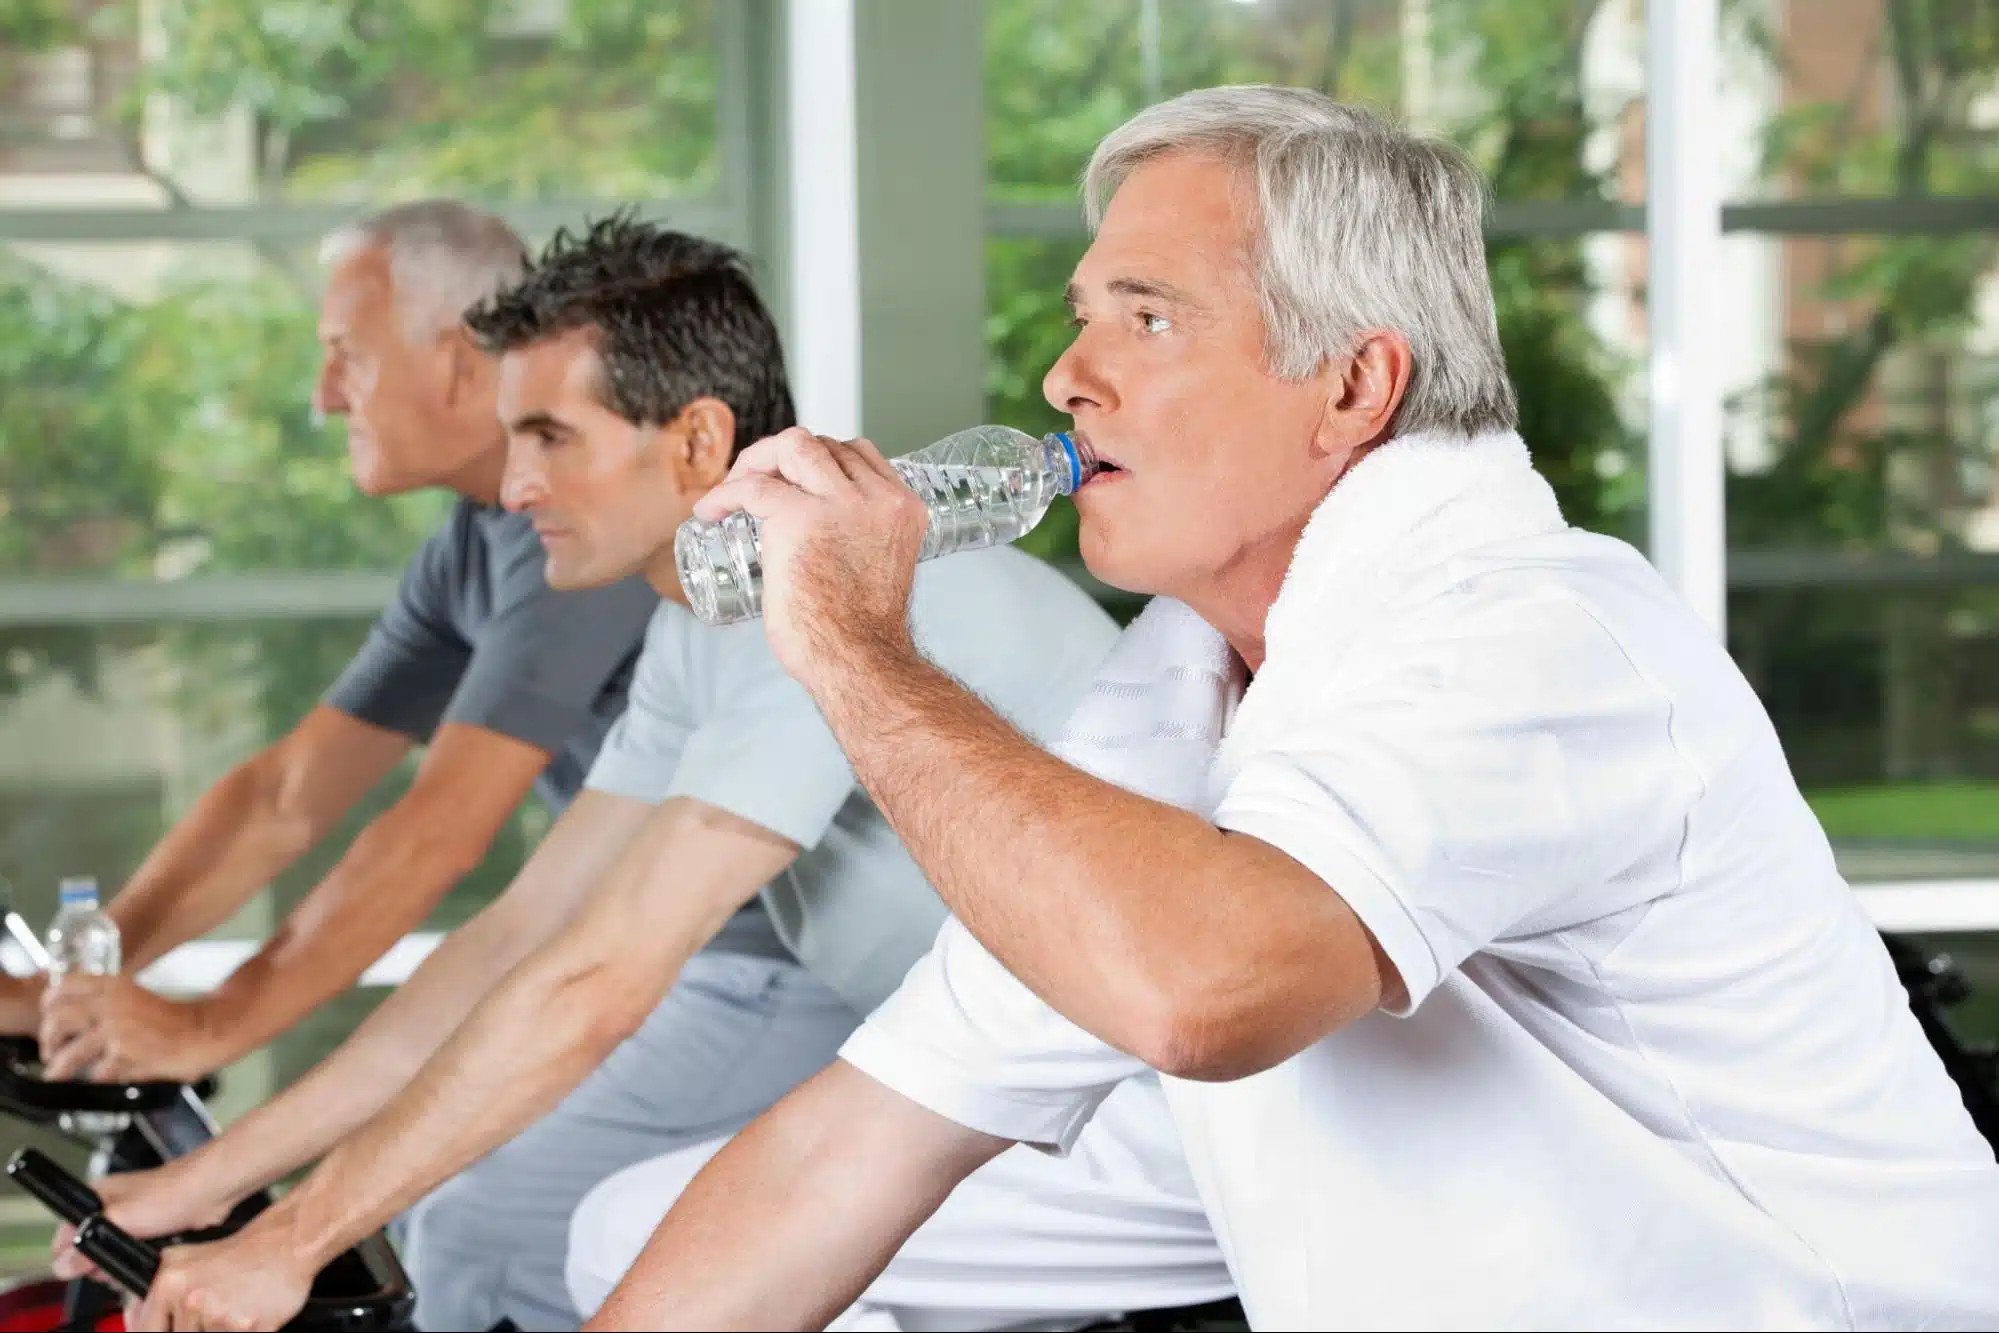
{"left": 1883, "top": 932, "right": 1999, "bottom": 1151}
{"left": 0, "top": 1034, "right": 415, "bottom": 1333}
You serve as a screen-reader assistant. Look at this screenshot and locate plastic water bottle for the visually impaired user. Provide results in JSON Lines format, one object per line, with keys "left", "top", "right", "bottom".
{"left": 47, "top": 877, "right": 120, "bottom": 982}
{"left": 675, "top": 425, "right": 1096, "bottom": 626}
{"left": 46, "top": 877, "right": 127, "bottom": 1134}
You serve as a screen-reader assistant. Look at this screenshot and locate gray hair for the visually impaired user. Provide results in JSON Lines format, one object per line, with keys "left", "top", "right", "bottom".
{"left": 320, "top": 200, "right": 530, "bottom": 343}
{"left": 1084, "top": 86, "right": 1517, "bottom": 438}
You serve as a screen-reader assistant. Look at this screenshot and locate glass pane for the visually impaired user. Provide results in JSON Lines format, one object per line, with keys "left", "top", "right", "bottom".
{"left": 0, "top": 1, "right": 719, "bottom": 201}
{"left": 0, "top": 243, "right": 445, "bottom": 580}
{"left": 0, "top": 618, "right": 536, "bottom": 935}
{"left": 1731, "top": 0, "right": 1999, "bottom": 200}
{"left": 986, "top": 0, "right": 1645, "bottom": 205}
{"left": 1724, "top": 229, "right": 1999, "bottom": 880}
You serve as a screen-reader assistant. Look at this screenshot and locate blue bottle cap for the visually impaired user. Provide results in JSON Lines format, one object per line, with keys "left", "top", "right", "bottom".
{"left": 1050, "top": 431, "right": 1083, "bottom": 493}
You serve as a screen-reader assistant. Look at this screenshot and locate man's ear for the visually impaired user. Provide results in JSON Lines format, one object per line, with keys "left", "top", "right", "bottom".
{"left": 667, "top": 397, "right": 738, "bottom": 487}
{"left": 1311, "top": 329, "right": 1414, "bottom": 473}
{"left": 441, "top": 325, "right": 490, "bottom": 408}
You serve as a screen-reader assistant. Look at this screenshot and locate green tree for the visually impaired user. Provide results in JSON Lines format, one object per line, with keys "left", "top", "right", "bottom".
{"left": 1723, "top": 0, "right": 1999, "bottom": 785}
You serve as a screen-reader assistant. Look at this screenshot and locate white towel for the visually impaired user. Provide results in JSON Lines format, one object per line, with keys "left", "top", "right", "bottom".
{"left": 1046, "top": 429, "right": 1548, "bottom": 815}
{"left": 1046, "top": 596, "right": 1242, "bottom": 815}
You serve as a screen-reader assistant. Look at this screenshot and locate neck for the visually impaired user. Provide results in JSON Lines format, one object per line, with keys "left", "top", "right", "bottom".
{"left": 1171, "top": 518, "right": 1307, "bottom": 675}
{"left": 442, "top": 439, "right": 507, "bottom": 506}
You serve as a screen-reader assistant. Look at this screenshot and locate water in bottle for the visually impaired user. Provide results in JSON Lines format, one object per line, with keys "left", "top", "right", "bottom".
{"left": 45, "top": 876, "right": 128, "bottom": 1134}
{"left": 675, "top": 424, "right": 1096, "bottom": 626}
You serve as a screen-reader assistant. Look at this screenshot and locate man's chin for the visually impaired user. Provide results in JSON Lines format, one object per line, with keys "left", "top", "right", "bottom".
{"left": 542, "top": 559, "right": 594, "bottom": 592}
{"left": 347, "top": 452, "right": 403, "bottom": 499}
{"left": 1076, "top": 532, "right": 1161, "bottom": 599}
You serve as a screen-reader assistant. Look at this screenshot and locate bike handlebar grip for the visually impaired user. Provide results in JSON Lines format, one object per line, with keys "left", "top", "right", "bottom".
{"left": 5, "top": 1148, "right": 103, "bottom": 1226}
{"left": 76, "top": 1213, "right": 161, "bottom": 1299}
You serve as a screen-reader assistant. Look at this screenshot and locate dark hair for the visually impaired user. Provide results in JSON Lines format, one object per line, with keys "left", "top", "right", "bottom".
{"left": 465, "top": 214, "right": 794, "bottom": 455}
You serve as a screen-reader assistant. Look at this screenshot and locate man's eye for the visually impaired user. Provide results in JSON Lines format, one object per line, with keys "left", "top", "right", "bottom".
{"left": 1140, "top": 312, "right": 1172, "bottom": 335}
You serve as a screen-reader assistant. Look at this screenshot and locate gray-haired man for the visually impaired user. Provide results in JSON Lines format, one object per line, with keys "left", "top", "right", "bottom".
{"left": 585, "top": 87, "right": 1999, "bottom": 1330}
{"left": 30, "top": 202, "right": 656, "bottom": 1087}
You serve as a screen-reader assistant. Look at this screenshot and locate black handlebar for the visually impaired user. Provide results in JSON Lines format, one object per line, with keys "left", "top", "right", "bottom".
{"left": 6, "top": 1151, "right": 158, "bottom": 1297}
{"left": 7, "top": 1147, "right": 102, "bottom": 1226}
{"left": 74, "top": 1212, "right": 160, "bottom": 1299}
{"left": 0, "top": 1035, "right": 217, "bottom": 1118}
{"left": 4, "top": 1148, "right": 417, "bottom": 1332}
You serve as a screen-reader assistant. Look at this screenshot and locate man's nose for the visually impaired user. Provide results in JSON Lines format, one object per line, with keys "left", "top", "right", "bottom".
{"left": 313, "top": 360, "right": 348, "bottom": 419}
{"left": 499, "top": 446, "right": 546, "bottom": 514}
{"left": 1043, "top": 335, "right": 1109, "bottom": 417}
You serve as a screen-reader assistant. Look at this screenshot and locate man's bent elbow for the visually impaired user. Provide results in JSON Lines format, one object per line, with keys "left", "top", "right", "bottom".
{"left": 1122, "top": 983, "right": 1342, "bottom": 1083}
{"left": 564, "top": 966, "right": 657, "bottom": 1053}
{"left": 1127, "top": 1011, "right": 1277, "bottom": 1083}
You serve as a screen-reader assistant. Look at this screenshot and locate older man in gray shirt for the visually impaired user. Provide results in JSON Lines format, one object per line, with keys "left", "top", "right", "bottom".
{"left": 30, "top": 201, "right": 655, "bottom": 1082}
{"left": 87, "top": 219, "right": 1232, "bottom": 1333}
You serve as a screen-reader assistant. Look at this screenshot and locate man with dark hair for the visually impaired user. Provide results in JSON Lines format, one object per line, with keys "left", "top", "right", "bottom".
{"left": 16, "top": 200, "right": 659, "bottom": 1085}
{"left": 85, "top": 219, "right": 1233, "bottom": 1333}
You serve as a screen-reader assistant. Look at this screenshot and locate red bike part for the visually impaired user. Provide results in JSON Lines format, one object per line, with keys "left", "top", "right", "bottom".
{"left": 0, "top": 1275, "right": 123, "bottom": 1331}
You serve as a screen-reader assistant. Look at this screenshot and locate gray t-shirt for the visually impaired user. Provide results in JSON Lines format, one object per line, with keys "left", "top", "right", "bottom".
{"left": 584, "top": 544, "right": 1121, "bottom": 1013}
{"left": 326, "top": 499, "right": 658, "bottom": 811}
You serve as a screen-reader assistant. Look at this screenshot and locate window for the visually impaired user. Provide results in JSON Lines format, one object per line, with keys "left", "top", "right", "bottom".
{"left": 0, "top": 0, "right": 735, "bottom": 1153}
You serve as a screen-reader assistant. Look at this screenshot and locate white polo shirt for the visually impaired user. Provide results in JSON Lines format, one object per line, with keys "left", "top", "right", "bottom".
{"left": 840, "top": 431, "right": 1999, "bottom": 1330}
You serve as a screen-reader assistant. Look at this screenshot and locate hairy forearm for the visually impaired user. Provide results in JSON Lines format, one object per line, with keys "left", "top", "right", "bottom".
{"left": 588, "top": 1062, "right": 1007, "bottom": 1331}
{"left": 811, "top": 644, "right": 1225, "bottom": 1048}
{"left": 809, "top": 642, "right": 1378, "bottom": 1077}
{"left": 110, "top": 760, "right": 318, "bottom": 968}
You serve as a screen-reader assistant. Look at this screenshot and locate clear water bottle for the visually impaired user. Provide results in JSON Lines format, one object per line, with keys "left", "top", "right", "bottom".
{"left": 45, "top": 877, "right": 128, "bottom": 1134}
{"left": 675, "top": 425, "right": 1095, "bottom": 626}
{"left": 47, "top": 877, "right": 120, "bottom": 981}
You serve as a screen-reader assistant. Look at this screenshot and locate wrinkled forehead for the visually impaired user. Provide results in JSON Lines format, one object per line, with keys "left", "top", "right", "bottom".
{"left": 318, "top": 245, "right": 394, "bottom": 337}
{"left": 1072, "top": 151, "right": 1258, "bottom": 301}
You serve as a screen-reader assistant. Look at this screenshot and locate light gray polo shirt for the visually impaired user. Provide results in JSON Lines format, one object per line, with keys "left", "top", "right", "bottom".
{"left": 583, "top": 544, "right": 1121, "bottom": 1014}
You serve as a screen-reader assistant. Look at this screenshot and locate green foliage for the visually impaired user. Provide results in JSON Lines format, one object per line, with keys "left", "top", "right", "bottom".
{"left": 0, "top": 0, "right": 75, "bottom": 48}
{"left": 1730, "top": 0, "right": 1999, "bottom": 555}
{"left": 1807, "top": 781, "right": 1999, "bottom": 843}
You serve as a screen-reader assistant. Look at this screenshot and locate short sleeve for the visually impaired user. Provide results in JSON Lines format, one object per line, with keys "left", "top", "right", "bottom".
{"left": 586, "top": 615, "right": 857, "bottom": 851}
{"left": 439, "top": 530, "right": 658, "bottom": 755}
{"left": 1212, "top": 598, "right": 1699, "bottom": 1014}
{"left": 324, "top": 527, "right": 470, "bottom": 740}
{"left": 839, "top": 915, "right": 1145, "bottom": 1153}
{"left": 583, "top": 608, "right": 697, "bottom": 802}
{"left": 662, "top": 622, "right": 857, "bottom": 848}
